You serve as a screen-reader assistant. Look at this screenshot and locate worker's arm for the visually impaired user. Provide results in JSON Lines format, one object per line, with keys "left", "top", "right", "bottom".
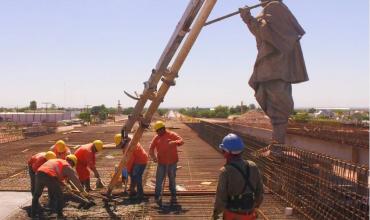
{"left": 149, "top": 137, "right": 158, "bottom": 162}
{"left": 168, "top": 132, "right": 184, "bottom": 146}
{"left": 213, "top": 168, "right": 228, "bottom": 219}
{"left": 63, "top": 166, "right": 85, "bottom": 193}
{"left": 252, "top": 165, "right": 264, "bottom": 208}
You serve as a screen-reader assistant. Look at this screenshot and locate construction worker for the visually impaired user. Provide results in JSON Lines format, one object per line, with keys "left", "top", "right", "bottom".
{"left": 28, "top": 151, "right": 56, "bottom": 195}
{"left": 212, "top": 134, "right": 264, "bottom": 220}
{"left": 239, "top": 0, "right": 308, "bottom": 144}
{"left": 149, "top": 120, "right": 184, "bottom": 204}
{"left": 115, "top": 133, "right": 148, "bottom": 200}
{"left": 31, "top": 155, "right": 87, "bottom": 218}
{"left": 50, "top": 140, "right": 71, "bottom": 159}
{"left": 74, "top": 140, "right": 104, "bottom": 191}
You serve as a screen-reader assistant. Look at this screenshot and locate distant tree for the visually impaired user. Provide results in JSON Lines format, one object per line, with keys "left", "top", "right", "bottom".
{"left": 214, "top": 105, "right": 229, "bottom": 118}
{"left": 158, "top": 108, "right": 169, "bottom": 116}
{"left": 308, "top": 108, "right": 316, "bottom": 113}
{"left": 79, "top": 112, "right": 91, "bottom": 122}
{"left": 248, "top": 104, "right": 256, "bottom": 110}
{"left": 50, "top": 104, "right": 57, "bottom": 109}
{"left": 123, "top": 107, "right": 134, "bottom": 115}
{"left": 29, "top": 101, "right": 37, "bottom": 110}
{"left": 90, "top": 105, "right": 108, "bottom": 121}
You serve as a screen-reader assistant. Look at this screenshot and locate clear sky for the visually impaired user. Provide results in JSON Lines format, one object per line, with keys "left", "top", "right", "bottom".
{"left": 0, "top": 0, "right": 369, "bottom": 109}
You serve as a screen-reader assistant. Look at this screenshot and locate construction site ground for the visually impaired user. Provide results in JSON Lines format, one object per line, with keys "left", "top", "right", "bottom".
{"left": 4, "top": 121, "right": 299, "bottom": 219}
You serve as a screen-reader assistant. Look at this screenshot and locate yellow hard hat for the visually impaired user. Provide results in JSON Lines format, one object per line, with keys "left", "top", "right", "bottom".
{"left": 114, "top": 134, "right": 122, "bottom": 146}
{"left": 93, "top": 140, "right": 104, "bottom": 152}
{"left": 154, "top": 120, "right": 165, "bottom": 131}
{"left": 45, "top": 151, "right": 56, "bottom": 160}
{"left": 55, "top": 140, "right": 66, "bottom": 153}
{"left": 66, "top": 154, "right": 78, "bottom": 167}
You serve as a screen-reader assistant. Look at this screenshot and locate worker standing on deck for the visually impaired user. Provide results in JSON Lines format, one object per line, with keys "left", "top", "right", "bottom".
{"left": 50, "top": 140, "right": 71, "bottom": 159}
{"left": 28, "top": 151, "right": 56, "bottom": 195}
{"left": 74, "top": 140, "right": 104, "bottom": 191}
{"left": 212, "top": 133, "right": 263, "bottom": 220}
{"left": 31, "top": 155, "right": 88, "bottom": 218}
{"left": 239, "top": 0, "right": 308, "bottom": 144}
{"left": 149, "top": 120, "right": 184, "bottom": 204}
{"left": 115, "top": 133, "right": 148, "bottom": 200}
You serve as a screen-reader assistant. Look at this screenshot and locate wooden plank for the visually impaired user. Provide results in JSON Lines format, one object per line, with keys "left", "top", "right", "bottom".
{"left": 107, "top": 0, "right": 218, "bottom": 195}
{"left": 121, "top": 0, "right": 204, "bottom": 136}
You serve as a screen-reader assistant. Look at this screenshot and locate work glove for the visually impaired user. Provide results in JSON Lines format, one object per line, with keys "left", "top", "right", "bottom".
{"left": 239, "top": 7, "right": 253, "bottom": 23}
{"left": 96, "top": 178, "right": 104, "bottom": 188}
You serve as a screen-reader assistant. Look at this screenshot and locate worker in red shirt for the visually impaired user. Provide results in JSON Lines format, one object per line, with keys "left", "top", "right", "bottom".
{"left": 149, "top": 121, "right": 184, "bottom": 205}
{"left": 31, "top": 155, "right": 87, "bottom": 218}
{"left": 28, "top": 151, "right": 56, "bottom": 195}
{"left": 49, "top": 140, "right": 71, "bottom": 159}
{"left": 115, "top": 133, "right": 148, "bottom": 200}
{"left": 74, "top": 140, "right": 104, "bottom": 191}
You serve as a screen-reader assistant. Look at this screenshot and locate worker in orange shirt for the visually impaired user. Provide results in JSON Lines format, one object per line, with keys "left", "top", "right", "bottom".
{"left": 149, "top": 121, "right": 184, "bottom": 205}
{"left": 49, "top": 140, "right": 71, "bottom": 159}
{"left": 28, "top": 151, "right": 56, "bottom": 195}
{"left": 31, "top": 155, "right": 87, "bottom": 218}
{"left": 115, "top": 133, "right": 148, "bottom": 200}
{"left": 74, "top": 140, "right": 104, "bottom": 191}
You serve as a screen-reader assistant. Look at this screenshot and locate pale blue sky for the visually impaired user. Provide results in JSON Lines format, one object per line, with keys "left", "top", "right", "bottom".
{"left": 0, "top": 0, "right": 368, "bottom": 109}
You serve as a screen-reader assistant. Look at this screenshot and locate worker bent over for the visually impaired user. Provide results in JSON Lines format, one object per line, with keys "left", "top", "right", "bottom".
{"left": 50, "top": 140, "right": 71, "bottom": 159}
{"left": 149, "top": 121, "right": 184, "bottom": 204}
{"left": 28, "top": 151, "right": 56, "bottom": 195}
{"left": 74, "top": 140, "right": 104, "bottom": 191}
{"left": 31, "top": 155, "right": 87, "bottom": 218}
{"left": 212, "top": 134, "right": 264, "bottom": 220}
{"left": 115, "top": 133, "right": 148, "bottom": 200}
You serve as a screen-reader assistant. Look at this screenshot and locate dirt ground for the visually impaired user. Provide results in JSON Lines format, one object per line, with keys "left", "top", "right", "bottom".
{"left": 5, "top": 121, "right": 300, "bottom": 219}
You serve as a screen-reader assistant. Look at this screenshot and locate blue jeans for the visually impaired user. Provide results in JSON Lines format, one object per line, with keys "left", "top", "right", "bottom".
{"left": 155, "top": 163, "right": 177, "bottom": 198}
{"left": 130, "top": 164, "right": 146, "bottom": 196}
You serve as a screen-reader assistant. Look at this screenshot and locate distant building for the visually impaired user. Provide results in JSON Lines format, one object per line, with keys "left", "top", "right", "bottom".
{"left": 314, "top": 110, "right": 335, "bottom": 118}
{"left": 0, "top": 111, "right": 75, "bottom": 124}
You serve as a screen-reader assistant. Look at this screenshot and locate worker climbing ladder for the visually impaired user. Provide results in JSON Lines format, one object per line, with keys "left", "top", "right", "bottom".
{"left": 106, "top": 0, "right": 218, "bottom": 194}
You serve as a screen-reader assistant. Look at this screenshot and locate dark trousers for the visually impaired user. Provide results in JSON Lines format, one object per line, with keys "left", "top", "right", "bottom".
{"left": 32, "top": 172, "right": 64, "bottom": 216}
{"left": 28, "top": 165, "right": 35, "bottom": 196}
{"left": 130, "top": 164, "right": 147, "bottom": 197}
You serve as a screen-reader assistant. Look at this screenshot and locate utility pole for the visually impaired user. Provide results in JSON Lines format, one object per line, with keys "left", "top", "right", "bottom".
{"left": 42, "top": 102, "right": 52, "bottom": 123}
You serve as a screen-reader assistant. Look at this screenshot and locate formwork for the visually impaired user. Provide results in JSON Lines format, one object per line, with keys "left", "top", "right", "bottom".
{"left": 186, "top": 121, "right": 369, "bottom": 220}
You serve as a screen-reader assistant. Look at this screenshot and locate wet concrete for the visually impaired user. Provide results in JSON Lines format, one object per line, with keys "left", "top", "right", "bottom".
{"left": 0, "top": 191, "right": 31, "bottom": 219}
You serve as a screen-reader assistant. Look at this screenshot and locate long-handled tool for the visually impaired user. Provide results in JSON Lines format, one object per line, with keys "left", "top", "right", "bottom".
{"left": 202, "top": 0, "right": 274, "bottom": 28}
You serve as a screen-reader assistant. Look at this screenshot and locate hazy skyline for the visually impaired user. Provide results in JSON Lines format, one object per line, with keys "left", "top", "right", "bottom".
{"left": 0, "top": 0, "right": 369, "bottom": 109}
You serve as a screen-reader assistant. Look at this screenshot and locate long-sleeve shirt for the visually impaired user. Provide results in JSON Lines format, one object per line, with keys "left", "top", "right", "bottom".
{"left": 126, "top": 143, "right": 149, "bottom": 173}
{"left": 213, "top": 159, "right": 264, "bottom": 216}
{"left": 149, "top": 130, "right": 184, "bottom": 165}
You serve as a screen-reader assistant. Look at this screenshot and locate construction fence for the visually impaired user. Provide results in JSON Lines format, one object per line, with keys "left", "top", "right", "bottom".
{"left": 186, "top": 121, "right": 369, "bottom": 220}
{"left": 0, "top": 129, "right": 24, "bottom": 144}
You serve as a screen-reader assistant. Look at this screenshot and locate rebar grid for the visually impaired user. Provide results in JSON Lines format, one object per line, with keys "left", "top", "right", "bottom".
{"left": 186, "top": 121, "right": 369, "bottom": 220}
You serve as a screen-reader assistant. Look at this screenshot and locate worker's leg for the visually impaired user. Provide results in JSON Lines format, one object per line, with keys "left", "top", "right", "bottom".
{"left": 46, "top": 178, "right": 64, "bottom": 216}
{"left": 154, "top": 164, "right": 165, "bottom": 199}
{"left": 129, "top": 172, "right": 137, "bottom": 197}
{"left": 132, "top": 164, "right": 147, "bottom": 198}
{"left": 167, "top": 163, "right": 177, "bottom": 200}
{"left": 28, "top": 165, "right": 35, "bottom": 196}
{"left": 31, "top": 172, "right": 47, "bottom": 217}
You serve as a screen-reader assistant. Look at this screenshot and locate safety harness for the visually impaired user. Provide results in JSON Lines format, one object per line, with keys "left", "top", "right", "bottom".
{"left": 226, "top": 161, "right": 256, "bottom": 213}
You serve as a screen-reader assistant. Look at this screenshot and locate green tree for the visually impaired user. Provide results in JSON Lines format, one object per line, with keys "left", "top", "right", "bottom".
{"left": 308, "top": 108, "right": 316, "bottom": 113}
{"left": 79, "top": 112, "right": 91, "bottom": 122}
{"left": 29, "top": 101, "right": 37, "bottom": 110}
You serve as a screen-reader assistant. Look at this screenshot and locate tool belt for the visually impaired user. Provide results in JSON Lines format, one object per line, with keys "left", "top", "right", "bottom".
{"left": 225, "top": 162, "right": 256, "bottom": 213}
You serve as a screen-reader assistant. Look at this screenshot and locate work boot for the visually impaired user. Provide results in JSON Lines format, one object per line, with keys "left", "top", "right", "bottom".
{"left": 82, "top": 180, "right": 92, "bottom": 192}
{"left": 170, "top": 196, "right": 177, "bottom": 204}
{"left": 57, "top": 212, "right": 65, "bottom": 219}
{"left": 155, "top": 196, "right": 162, "bottom": 206}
